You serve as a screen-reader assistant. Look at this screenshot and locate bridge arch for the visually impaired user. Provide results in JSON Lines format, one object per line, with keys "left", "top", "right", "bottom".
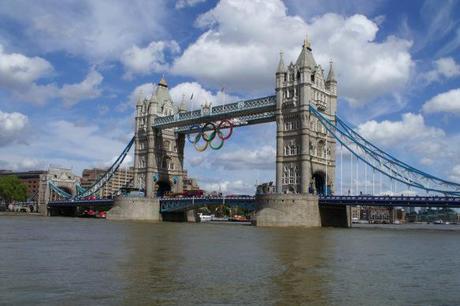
{"left": 312, "top": 171, "right": 326, "bottom": 195}
{"left": 155, "top": 180, "right": 171, "bottom": 197}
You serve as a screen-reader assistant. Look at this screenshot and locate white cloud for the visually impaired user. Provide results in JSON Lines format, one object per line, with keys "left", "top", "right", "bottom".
{"left": 420, "top": 57, "right": 460, "bottom": 84}
{"left": 120, "top": 40, "right": 180, "bottom": 79}
{"left": 0, "top": 118, "right": 132, "bottom": 174}
{"left": 356, "top": 113, "right": 460, "bottom": 179}
{"left": 59, "top": 68, "right": 104, "bottom": 107}
{"left": 0, "top": 45, "right": 104, "bottom": 106}
{"left": 308, "top": 14, "right": 413, "bottom": 105}
{"left": 0, "top": 44, "right": 53, "bottom": 89}
{"left": 357, "top": 113, "right": 444, "bottom": 147}
{"left": 0, "top": 110, "right": 29, "bottom": 146}
{"left": 121, "top": 80, "right": 239, "bottom": 112}
{"left": 169, "top": 82, "right": 238, "bottom": 109}
{"left": 172, "top": 0, "right": 413, "bottom": 105}
{"left": 212, "top": 145, "right": 276, "bottom": 170}
{"left": 0, "top": 158, "right": 43, "bottom": 172}
{"left": 0, "top": 0, "right": 168, "bottom": 62}
{"left": 450, "top": 165, "right": 460, "bottom": 183}
{"left": 200, "top": 179, "right": 253, "bottom": 194}
{"left": 422, "top": 88, "right": 460, "bottom": 115}
{"left": 176, "top": 0, "right": 207, "bottom": 9}
{"left": 435, "top": 57, "right": 460, "bottom": 78}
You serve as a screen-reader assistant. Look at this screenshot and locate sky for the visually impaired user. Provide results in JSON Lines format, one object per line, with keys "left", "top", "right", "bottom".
{"left": 0, "top": 0, "right": 460, "bottom": 194}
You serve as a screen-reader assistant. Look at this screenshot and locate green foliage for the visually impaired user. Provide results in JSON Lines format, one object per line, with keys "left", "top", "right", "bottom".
{"left": 0, "top": 176, "right": 27, "bottom": 203}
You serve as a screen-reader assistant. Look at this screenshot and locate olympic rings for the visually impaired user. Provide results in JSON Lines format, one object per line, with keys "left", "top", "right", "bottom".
{"left": 187, "top": 120, "right": 234, "bottom": 152}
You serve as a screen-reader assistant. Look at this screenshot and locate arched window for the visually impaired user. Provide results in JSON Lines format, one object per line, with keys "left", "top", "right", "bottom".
{"left": 317, "top": 140, "right": 325, "bottom": 158}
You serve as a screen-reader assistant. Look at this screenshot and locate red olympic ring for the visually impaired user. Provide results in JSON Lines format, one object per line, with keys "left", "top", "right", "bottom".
{"left": 217, "top": 119, "right": 233, "bottom": 140}
{"left": 187, "top": 120, "right": 234, "bottom": 151}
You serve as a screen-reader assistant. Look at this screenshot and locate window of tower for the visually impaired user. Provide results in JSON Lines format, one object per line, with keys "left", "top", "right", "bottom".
{"left": 318, "top": 140, "right": 325, "bottom": 158}
{"left": 297, "top": 71, "right": 300, "bottom": 80}
{"left": 311, "top": 74, "right": 315, "bottom": 82}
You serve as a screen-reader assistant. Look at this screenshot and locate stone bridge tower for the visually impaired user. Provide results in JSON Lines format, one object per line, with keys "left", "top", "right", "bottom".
{"left": 275, "top": 37, "right": 337, "bottom": 195}
{"left": 133, "top": 78, "right": 187, "bottom": 197}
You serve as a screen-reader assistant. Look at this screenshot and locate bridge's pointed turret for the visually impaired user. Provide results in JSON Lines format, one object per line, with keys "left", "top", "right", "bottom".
{"left": 326, "top": 61, "right": 336, "bottom": 82}
{"left": 154, "top": 77, "right": 174, "bottom": 116}
{"left": 178, "top": 94, "right": 187, "bottom": 113}
{"left": 276, "top": 51, "right": 287, "bottom": 89}
{"left": 326, "top": 61, "right": 337, "bottom": 97}
{"left": 277, "top": 51, "right": 286, "bottom": 73}
{"left": 296, "top": 34, "right": 316, "bottom": 69}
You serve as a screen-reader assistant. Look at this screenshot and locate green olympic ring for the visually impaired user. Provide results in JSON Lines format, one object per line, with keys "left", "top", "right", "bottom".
{"left": 187, "top": 120, "right": 234, "bottom": 152}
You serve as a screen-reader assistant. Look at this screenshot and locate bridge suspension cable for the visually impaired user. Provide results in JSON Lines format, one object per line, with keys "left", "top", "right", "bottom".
{"left": 76, "top": 136, "right": 135, "bottom": 199}
{"left": 48, "top": 181, "right": 73, "bottom": 199}
{"left": 49, "top": 137, "right": 135, "bottom": 200}
{"left": 309, "top": 105, "right": 460, "bottom": 196}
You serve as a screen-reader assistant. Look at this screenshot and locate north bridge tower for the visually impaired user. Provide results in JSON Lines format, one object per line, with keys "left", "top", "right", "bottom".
{"left": 133, "top": 78, "right": 187, "bottom": 198}
{"left": 275, "top": 37, "right": 337, "bottom": 195}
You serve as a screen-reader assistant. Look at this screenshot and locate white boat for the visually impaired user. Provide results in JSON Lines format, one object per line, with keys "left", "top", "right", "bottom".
{"left": 198, "top": 213, "right": 212, "bottom": 222}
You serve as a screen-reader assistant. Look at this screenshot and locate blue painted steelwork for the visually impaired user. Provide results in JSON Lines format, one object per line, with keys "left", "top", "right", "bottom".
{"left": 159, "top": 196, "right": 256, "bottom": 212}
{"left": 50, "top": 137, "right": 135, "bottom": 200}
{"left": 319, "top": 195, "right": 460, "bottom": 208}
{"left": 48, "top": 181, "right": 72, "bottom": 199}
{"left": 76, "top": 184, "right": 86, "bottom": 195}
{"left": 48, "top": 196, "right": 256, "bottom": 212}
{"left": 152, "top": 96, "right": 276, "bottom": 130}
{"left": 175, "top": 112, "right": 275, "bottom": 134}
{"left": 77, "top": 136, "right": 135, "bottom": 199}
{"left": 309, "top": 105, "right": 460, "bottom": 196}
{"left": 48, "top": 199, "right": 114, "bottom": 208}
{"left": 48, "top": 195, "right": 460, "bottom": 212}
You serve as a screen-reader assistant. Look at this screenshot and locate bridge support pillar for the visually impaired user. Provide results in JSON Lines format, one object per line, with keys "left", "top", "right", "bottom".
{"left": 107, "top": 196, "right": 161, "bottom": 221}
{"left": 319, "top": 205, "right": 351, "bottom": 228}
{"left": 255, "top": 194, "right": 321, "bottom": 227}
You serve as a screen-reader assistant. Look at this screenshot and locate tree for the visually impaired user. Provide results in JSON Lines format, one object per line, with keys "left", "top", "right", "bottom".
{"left": 0, "top": 176, "right": 27, "bottom": 203}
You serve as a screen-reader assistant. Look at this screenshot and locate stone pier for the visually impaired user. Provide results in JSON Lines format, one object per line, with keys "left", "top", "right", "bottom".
{"left": 255, "top": 194, "right": 321, "bottom": 227}
{"left": 107, "top": 196, "right": 161, "bottom": 221}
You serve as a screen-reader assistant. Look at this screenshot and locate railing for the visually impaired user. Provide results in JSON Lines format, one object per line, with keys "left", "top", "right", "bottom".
{"left": 319, "top": 195, "right": 460, "bottom": 207}
{"left": 152, "top": 95, "right": 276, "bottom": 129}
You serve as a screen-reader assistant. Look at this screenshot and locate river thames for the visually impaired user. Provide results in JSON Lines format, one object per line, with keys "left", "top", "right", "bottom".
{"left": 1, "top": 216, "right": 460, "bottom": 305}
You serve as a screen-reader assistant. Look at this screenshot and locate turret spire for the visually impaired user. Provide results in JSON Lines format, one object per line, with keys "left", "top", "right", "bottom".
{"left": 303, "top": 33, "right": 311, "bottom": 50}
{"left": 159, "top": 74, "right": 168, "bottom": 87}
{"left": 296, "top": 34, "right": 316, "bottom": 69}
{"left": 326, "top": 60, "right": 336, "bottom": 82}
{"left": 276, "top": 51, "right": 286, "bottom": 73}
{"left": 136, "top": 90, "right": 144, "bottom": 106}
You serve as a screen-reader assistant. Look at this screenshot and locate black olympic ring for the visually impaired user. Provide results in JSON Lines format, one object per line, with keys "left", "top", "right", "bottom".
{"left": 187, "top": 120, "right": 234, "bottom": 152}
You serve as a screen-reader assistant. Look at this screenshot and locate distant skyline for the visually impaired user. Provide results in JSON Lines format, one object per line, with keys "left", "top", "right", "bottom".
{"left": 0, "top": 0, "right": 459, "bottom": 194}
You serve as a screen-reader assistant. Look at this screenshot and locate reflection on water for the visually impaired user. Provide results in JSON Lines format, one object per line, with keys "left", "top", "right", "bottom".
{"left": 1, "top": 216, "right": 460, "bottom": 305}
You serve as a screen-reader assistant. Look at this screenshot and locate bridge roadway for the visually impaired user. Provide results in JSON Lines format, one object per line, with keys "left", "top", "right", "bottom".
{"left": 47, "top": 195, "right": 460, "bottom": 213}
{"left": 152, "top": 95, "right": 276, "bottom": 131}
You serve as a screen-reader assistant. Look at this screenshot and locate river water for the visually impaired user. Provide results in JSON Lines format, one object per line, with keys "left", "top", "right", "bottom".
{"left": 1, "top": 216, "right": 460, "bottom": 305}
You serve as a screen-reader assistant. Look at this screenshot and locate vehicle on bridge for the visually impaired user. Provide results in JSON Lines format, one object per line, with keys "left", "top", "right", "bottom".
{"left": 120, "top": 187, "right": 145, "bottom": 197}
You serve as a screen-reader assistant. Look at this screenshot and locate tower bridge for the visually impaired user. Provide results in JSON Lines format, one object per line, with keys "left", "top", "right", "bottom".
{"left": 46, "top": 36, "right": 460, "bottom": 227}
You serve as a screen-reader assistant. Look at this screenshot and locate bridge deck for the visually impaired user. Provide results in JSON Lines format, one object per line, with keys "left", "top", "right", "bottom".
{"left": 47, "top": 195, "right": 460, "bottom": 213}
{"left": 318, "top": 195, "right": 460, "bottom": 207}
{"left": 152, "top": 95, "right": 276, "bottom": 130}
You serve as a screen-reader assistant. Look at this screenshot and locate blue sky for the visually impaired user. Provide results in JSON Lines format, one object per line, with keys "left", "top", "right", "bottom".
{"left": 0, "top": 0, "right": 459, "bottom": 194}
